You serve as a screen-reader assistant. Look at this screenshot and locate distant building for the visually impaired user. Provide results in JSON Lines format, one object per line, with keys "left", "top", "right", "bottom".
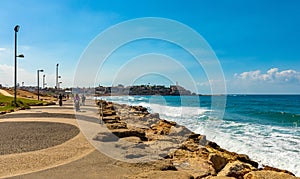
{"left": 95, "top": 84, "right": 194, "bottom": 96}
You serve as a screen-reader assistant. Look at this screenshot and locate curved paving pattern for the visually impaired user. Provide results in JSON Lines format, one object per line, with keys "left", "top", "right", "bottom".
{"left": 0, "top": 122, "right": 79, "bottom": 155}
{"left": 0, "top": 101, "right": 96, "bottom": 178}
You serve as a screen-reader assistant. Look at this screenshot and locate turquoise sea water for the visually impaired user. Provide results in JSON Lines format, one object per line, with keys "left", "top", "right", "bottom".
{"left": 101, "top": 95, "right": 300, "bottom": 176}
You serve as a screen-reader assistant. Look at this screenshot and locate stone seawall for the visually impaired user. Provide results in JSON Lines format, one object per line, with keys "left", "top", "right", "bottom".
{"left": 94, "top": 100, "right": 298, "bottom": 179}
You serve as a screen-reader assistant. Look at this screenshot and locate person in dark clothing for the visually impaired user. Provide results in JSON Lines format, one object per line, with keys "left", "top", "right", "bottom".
{"left": 58, "top": 94, "right": 63, "bottom": 106}
{"left": 81, "top": 94, "right": 86, "bottom": 106}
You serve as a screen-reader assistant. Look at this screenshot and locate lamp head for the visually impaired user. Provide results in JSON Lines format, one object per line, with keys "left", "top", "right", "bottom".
{"left": 14, "top": 25, "right": 20, "bottom": 32}
{"left": 17, "top": 54, "right": 24, "bottom": 58}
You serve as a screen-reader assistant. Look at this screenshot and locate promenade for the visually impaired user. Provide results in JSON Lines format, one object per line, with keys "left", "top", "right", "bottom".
{"left": 0, "top": 100, "right": 151, "bottom": 179}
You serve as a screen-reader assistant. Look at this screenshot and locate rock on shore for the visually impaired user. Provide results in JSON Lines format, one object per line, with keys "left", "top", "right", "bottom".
{"left": 94, "top": 100, "right": 299, "bottom": 179}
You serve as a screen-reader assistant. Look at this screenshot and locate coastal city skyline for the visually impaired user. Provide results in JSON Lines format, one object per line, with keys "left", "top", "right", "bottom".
{"left": 0, "top": 1, "right": 300, "bottom": 94}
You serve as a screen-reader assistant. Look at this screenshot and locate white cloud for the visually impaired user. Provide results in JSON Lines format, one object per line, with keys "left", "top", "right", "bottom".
{"left": 234, "top": 68, "right": 300, "bottom": 84}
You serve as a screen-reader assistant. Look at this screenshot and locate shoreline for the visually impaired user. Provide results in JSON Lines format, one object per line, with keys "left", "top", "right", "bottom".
{"left": 0, "top": 98, "right": 298, "bottom": 178}
{"left": 95, "top": 99, "right": 298, "bottom": 178}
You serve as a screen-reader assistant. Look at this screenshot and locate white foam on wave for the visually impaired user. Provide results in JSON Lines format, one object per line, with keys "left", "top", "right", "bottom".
{"left": 195, "top": 120, "right": 300, "bottom": 176}
{"left": 140, "top": 102, "right": 210, "bottom": 117}
{"left": 136, "top": 102, "right": 211, "bottom": 131}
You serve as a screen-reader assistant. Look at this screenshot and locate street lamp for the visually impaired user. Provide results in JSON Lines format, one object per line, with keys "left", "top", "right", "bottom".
{"left": 57, "top": 76, "right": 61, "bottom": 89}
{"left": 43, "top": 74, "right": 46, "bottom": 89}
{"left": 56, "top": 63, "right": 59, "bottom": 89}
{"left": 37, "top": 69, "right": 44, "bottom": 100}
{"left": 14, "top": 25, "right": 24, "bottom": 106}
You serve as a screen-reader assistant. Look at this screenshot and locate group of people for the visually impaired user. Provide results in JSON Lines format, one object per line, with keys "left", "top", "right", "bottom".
{"left": 73, "top": 94, "right": 86, "bottom": 111}
{"left": 58, "top": 93, "right": 86, "bottom": 112}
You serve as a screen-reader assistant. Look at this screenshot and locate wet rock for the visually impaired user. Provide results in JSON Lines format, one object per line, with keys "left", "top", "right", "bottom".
{"left": 148, "top": 112, "right": 160, "bottom": 118}
{"left": 132, "top": 105, "right": 148, "bottom": 112}
{"left": 198, "top": 135, "right": 208, "bottom": 146}
{"left": 262, "top": 165, "right": 295, "bottom": 176}
{"left": 207, "top": 141, "right": 220, "bottom": 149}
{"left": 236, "top": 154, "right": 258, "bottom": 168}
{"left": 209, "top": 153, "right": 228, "bottom": 172}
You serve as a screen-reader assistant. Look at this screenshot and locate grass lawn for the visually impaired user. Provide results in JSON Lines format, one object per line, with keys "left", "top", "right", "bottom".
{"left": 0, "top": 94, "right": 45, "bottom": 112}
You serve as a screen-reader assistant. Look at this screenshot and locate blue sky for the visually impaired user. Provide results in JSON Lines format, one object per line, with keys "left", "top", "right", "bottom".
{"left": 0, "top": 0, "right": 299, "bottom": 94}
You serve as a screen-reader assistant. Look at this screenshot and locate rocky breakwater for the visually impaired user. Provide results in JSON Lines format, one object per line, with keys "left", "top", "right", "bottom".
{"left": 94, "top": 100, "right": 299, "bottom": 179}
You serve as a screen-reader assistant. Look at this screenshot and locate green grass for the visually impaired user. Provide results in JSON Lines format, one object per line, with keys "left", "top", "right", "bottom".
{"left": 0, "top": 94, "right": 45, "bottom": 112}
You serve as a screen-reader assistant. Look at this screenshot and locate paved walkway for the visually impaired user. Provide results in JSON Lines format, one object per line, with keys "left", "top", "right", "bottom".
{"left": 0, "top": 89, "right": 13, "bottom": 97}
{"left": 0, "top": 100, "right": 146, "bottom": 179}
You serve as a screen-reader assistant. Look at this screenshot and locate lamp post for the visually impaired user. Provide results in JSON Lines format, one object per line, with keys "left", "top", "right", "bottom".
{"left": 58, "top": 76, "right": 61, "bottom": 89}
{"left": 43, "top": 74, "right": 46, "bottom": 89}
{"left": 56, "top": 63, "right": 59, "bottom": 89}
{"left": 14, "top": 25, "right": 24, "bottom": 106}
{"left": 37, "top": 69, "right": 44, "bottom": 100}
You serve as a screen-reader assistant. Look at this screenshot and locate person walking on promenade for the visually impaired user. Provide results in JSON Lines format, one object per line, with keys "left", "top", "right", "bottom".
{"left": 58, "top": 94, "right": 63, "bottom": 106}
{"left": 74, "top": 94, "right": 80, "bottom": 111}
{"left": 81, "top": 94, "right": 86, "bottom": 106}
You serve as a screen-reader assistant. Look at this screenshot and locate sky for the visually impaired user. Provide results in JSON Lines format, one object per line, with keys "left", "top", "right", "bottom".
{"left": 0, "top": 0, "right": 299, "bottom": 94}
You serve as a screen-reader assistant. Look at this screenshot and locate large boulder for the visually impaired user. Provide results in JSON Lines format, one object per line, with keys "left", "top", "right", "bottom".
{"left": 244, "top": 170, "right": 299, "bottom": 179}
{"left": 111, "top": 128, "right": 147, "bottom": 141}
{"left": 262, "top": 165, "right": 295, "bottom": 176}
{"left": 209, "top": 153, "right": 228, "bottom": 172}
{"left": 174, "top": 158, "right": 216, "bottom": 178}
{"left": 217, "top": 161, "right": 255, "bottom": 178}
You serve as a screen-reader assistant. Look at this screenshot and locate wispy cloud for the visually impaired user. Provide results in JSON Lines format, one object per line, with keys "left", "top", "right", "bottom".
{"left": 234, "top": 68, "right": 300, "bottom": 84}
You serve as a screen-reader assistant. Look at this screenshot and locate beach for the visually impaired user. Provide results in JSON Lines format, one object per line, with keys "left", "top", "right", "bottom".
{"left": 0, "top": 97, "right": 299, "bottom": 178}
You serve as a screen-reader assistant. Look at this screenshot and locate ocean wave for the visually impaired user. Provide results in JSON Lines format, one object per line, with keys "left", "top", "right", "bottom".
{"left": 195, "top": 120, "right": 300, "bottom": 176}
{"left": 137, "top": 102, "right": 210, "bottom": 117}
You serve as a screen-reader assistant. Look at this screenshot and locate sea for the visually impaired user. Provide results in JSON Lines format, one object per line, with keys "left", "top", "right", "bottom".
{"left": 99, "top": 95, "right": 300, "bottom": 176}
